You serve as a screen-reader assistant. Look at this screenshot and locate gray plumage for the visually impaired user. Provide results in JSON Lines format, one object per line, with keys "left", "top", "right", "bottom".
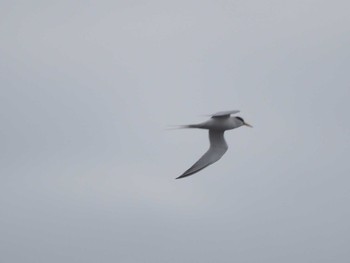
{"left": 210, "top": 110, "right": 240, "bottom": 118}
{"left": 176, "top": 110, "right": 252, "bottom": 179}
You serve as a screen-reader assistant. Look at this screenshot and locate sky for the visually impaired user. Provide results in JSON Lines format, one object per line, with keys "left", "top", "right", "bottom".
{"left": 1, "top": 0, "right": 350, "bottom": 262}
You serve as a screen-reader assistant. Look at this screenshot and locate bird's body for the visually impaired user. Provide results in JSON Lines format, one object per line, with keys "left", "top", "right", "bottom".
{"left": 185, "top": 116, "right": 243, "bottom": 131}
{"left": 176, "top": 110, "right": 251, "bottom": 179}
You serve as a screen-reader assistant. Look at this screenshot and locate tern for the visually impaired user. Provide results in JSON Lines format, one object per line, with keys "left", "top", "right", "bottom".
{"left": 176, "top": 110, "right": 252, "bottom": 179}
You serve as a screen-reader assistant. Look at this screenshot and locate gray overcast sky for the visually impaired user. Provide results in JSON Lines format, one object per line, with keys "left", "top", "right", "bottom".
{"left": 1, "top": 0, "right": 350, "bottom": 262}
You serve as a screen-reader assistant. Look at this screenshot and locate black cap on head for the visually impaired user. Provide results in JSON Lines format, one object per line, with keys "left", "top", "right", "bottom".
{"left": 236, "top": 116, "right": 244, "bottom": 123}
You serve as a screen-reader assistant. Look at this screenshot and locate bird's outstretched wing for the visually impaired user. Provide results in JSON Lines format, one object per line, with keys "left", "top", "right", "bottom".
{"left": 210, "top": 110, "right": 240, "bottom": 118}
{"left": 176, "top": 130, "right": 228, "bottom": 179}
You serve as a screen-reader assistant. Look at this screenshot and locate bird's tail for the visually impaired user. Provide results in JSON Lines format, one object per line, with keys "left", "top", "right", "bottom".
{"left": 166, "top": 124, "right": 200, "bottom": 130}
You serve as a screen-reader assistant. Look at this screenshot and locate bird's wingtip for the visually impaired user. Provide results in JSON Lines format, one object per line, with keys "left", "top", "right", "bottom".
{"left": 175, "top": 174, "right": 187, "bottom": 179}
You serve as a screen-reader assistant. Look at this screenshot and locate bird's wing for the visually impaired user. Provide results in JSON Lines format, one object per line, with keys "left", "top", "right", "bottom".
{"left": 210, "top": 110, "right": 240, "bottom": 118}
{"left": 176, "top": 130, "right": 228, "bottom": 179}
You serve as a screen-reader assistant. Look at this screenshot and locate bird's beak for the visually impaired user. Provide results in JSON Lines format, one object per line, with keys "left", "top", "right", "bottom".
{"left": 244, "top": 122, "right": 253, "bottom": 128}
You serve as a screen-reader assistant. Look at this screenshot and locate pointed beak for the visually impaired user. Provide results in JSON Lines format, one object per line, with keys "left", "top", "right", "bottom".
{"left": 244, "top": 122, "right": 253, "bottom": 128}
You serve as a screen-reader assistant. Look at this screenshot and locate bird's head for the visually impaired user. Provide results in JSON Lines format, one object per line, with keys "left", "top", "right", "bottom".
{"left": 236, "top": 116, "right": 253, "bottom": 128}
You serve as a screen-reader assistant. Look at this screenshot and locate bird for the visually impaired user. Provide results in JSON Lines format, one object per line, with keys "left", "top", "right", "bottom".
{"left": 176, "top": 110, "right": 252, "bottom": 179}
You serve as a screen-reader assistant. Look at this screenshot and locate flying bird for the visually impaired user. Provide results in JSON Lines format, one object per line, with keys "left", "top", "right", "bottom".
{"left": 176, "top": 110, "right": 252, "bottom": 179}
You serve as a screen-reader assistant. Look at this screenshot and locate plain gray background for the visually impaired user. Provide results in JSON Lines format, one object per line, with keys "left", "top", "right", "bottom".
{"left": 1, "top": 0, "right": 350, "bottom": 262}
